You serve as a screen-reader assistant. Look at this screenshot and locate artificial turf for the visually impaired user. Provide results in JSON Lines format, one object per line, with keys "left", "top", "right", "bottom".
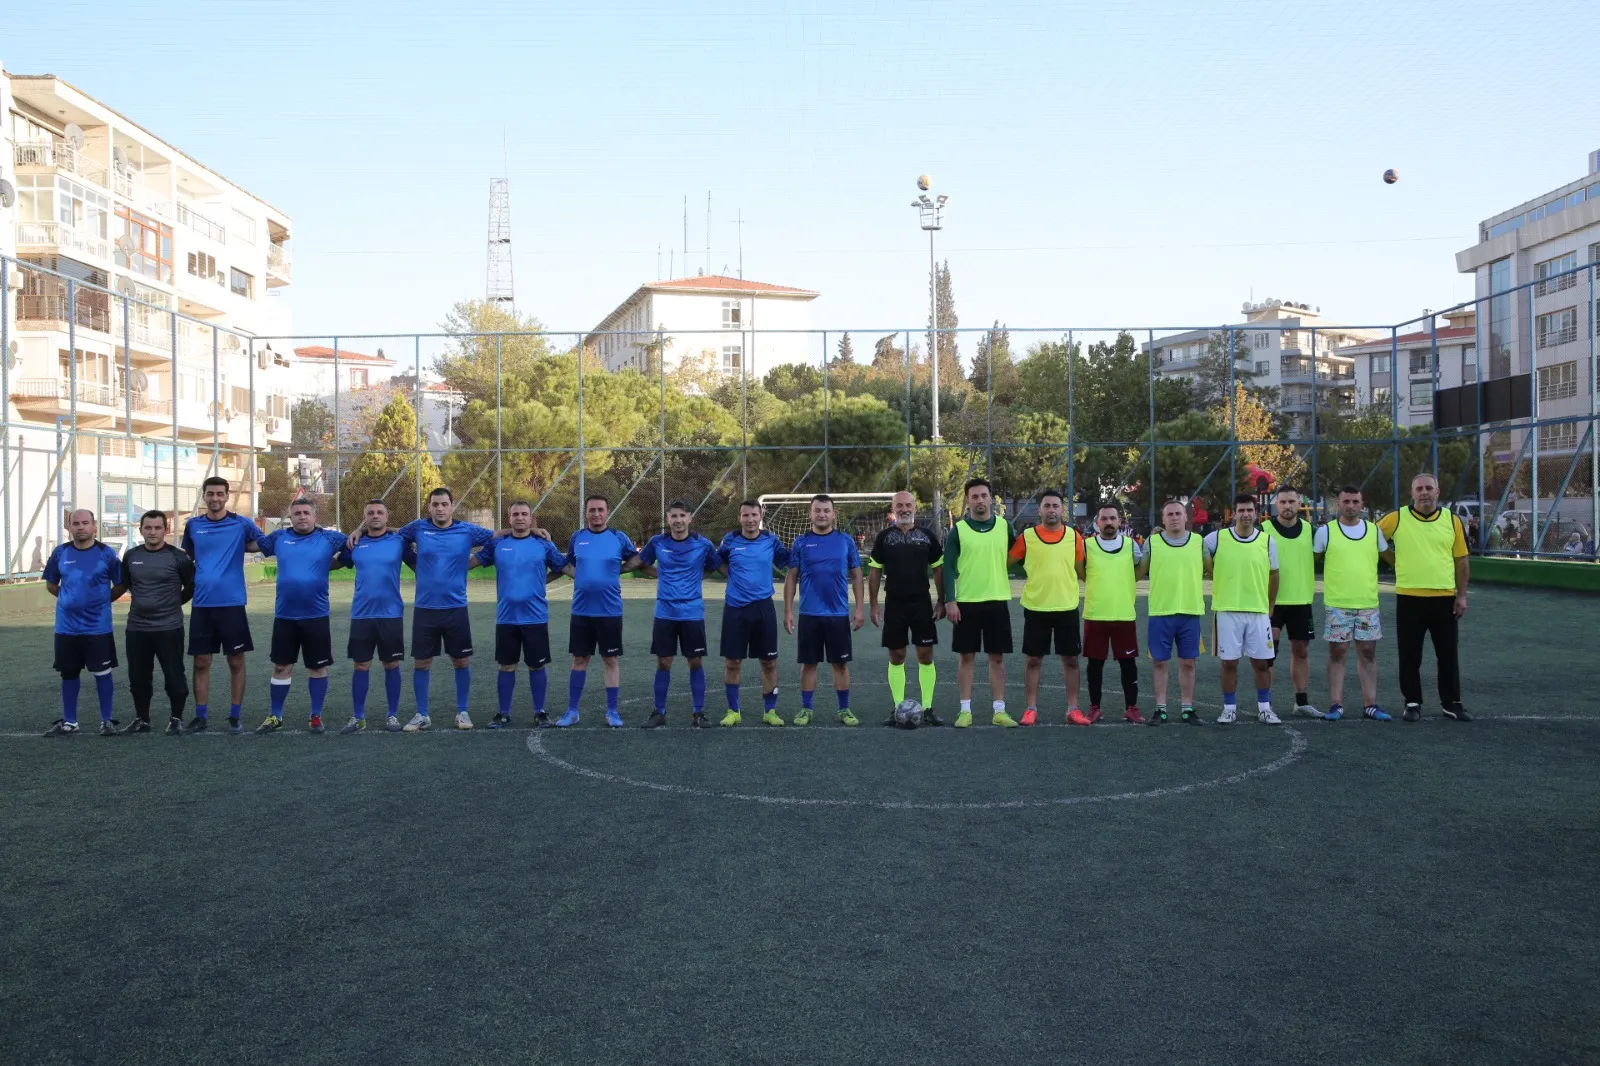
{"left": 1, "top": 581, "right": 1597, "bottom": 1065}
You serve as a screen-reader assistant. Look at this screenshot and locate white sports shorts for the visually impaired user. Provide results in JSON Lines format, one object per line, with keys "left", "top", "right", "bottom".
{"left": 1215, "top": 612, "right": 1274, "bottom": 661}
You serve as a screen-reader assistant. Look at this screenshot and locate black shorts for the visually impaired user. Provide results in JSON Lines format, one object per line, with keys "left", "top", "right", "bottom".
{"left": 188, "top": 605, "right": 253, "bottom": 656}
{"left": 54, "top": 632, "right": 118, "bottom": 675}
{"left": 1022, "top": 608, "right": 1081, "bottom": 658}
{"left": 882, "top": 597, "right": 938, "bottom": 649}
{"left": 651, "top": 618, "right": 709, "bottom": 658}
{"left": 721, "top": 600, "right": 779, "bottom": 661}
{"left": 951, "top": 600, "right": 1013, "bottom": 654}
{"left": 348, "top": 617, "right": 405, "bottom": 663}
{"left": 797, "top": 613, "right": 853, "bottom": 665}
{"left": 569, "top": 615, "right": 624, "bottom": 658}
{"left": 412, "top": 606, "right": 474, "bottom": 660}
{"left": 271, "top": 616, "right": 335, "bottom": 669}
{"left": 496, "top": 622, "right": 552, "bottom": 668}
{"left": 1271, "top": 603, "right": 1316, "bottom": 643}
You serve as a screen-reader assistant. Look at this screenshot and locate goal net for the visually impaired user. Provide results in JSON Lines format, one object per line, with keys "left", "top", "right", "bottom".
{"left": 757, "top": 493, "right": 897, "bottom": 549}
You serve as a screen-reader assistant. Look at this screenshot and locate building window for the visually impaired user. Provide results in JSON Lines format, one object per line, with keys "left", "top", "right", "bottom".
{"left": 1537, "top": 308, "right": 1577, "bottom": 349}
{"left": 1408, "top": 350, "right": 1433, "bottom": 374}
{"left": 721, "top": 300, "right": 741, "bottom": 329}
{"left": 229, "top": 268, "right": 254, "bottom": 300}
{"left": 1281, "top": 331, "right": 1300, "bottom": 350}
{"left": 1372, "top": 353, "right": 1391, "bottom": 374}
{"left": 1489, "top": 257, "right": 1513, "bottom": 378}
{"left": 1539, "top": 421, "right": 1579, "bottom": 451}
{"left": 720, "top": 345, "right": 742, "bottom": 373}
{"left": 349, "top": 368, "right": 369, "bottom": 389}
{"left": 1535, "top": 252, "right": 1578, "bottom": 297}
{"left": 187, "top": 252, "right": 218, "bottom": 280}
{"left": 1538, "top": 361, "right": 1578, "bottom": 402}
{"left": 1252, "top": 332, "right": 1268, "bottom": 349}
{"left": 1462, "top": 345, "right": 1477, "bottom": 384}
{"left": 114, "top": 206, "right": 173, "bottom": 284}
{"left": 1409, "top": 381, "right": 1433, "bottom": 409}
{"left": 1371, "top": 386, "right": 1392, "bottom": 407}
{"left": 1590, "top": 241, "right": 1600, "bottom": 264}
{"left": 1254, "top": 360, "right": 1269, "bottom": 375}
{"left": 231, "top": 209, "right": 256, "bottom": 245}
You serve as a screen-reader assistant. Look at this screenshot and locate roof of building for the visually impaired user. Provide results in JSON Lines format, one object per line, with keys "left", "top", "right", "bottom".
{"left": 1339, "top": 325, "right": 1476, "bottom": 354}
{"left": 293, "top": 346, "right": 395, "bottom": 365}
{"left": 8, "top": 73, "right": 291, "bottom": 222}
{"left": 587, "top": 274, "right": 818, "bottom": 340}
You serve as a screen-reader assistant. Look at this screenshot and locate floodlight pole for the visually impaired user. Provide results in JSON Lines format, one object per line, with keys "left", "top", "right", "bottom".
{"left": 913, "top": 190, "right": 948, "bottom": 527}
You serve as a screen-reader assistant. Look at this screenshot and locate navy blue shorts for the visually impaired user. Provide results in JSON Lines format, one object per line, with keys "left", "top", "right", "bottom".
{"left": 496, "top": 622, "right": 552, "bottom": 667}
{"left": 348, "top": 617, "right": 405, "bottom": 663}
{"left": 650, "top": 618, "right": 708, "bottom": 658}
{"left": 54, "top": 632, "right": 118, "bottom": 675}
{"left": 797, "top": 613, "right": 853, "bottom": 665}
{"left": 569, "top": 615, "right": 624, "bottom": 658}
{"left": 188, "top": 605, "right": 254, "bottom": 657}
{"left": 1148, "top": 614, "right": 1202, "bottom": 662}
{"left": 412, "top": 606, "right": 474, "bottom": 660}
{"left": 271, "top": 616, "right": 335, "bottom": 669}
{"left": 720, "top": 600, "right": 779, "bottom": 661}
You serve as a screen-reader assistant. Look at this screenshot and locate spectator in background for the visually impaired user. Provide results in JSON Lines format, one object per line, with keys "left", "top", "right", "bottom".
{"left": 1562, "top": 532, "right": 1585, "bottom": 556}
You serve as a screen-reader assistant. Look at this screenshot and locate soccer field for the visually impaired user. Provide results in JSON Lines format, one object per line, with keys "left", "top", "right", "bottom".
{"left": 2, "top": 580, "right": 1598, "bottom": 1065}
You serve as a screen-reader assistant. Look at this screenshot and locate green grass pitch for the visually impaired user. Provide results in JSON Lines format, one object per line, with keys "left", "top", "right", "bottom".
{"left": 2, "top": 580, "right": 1597, "bottom": 1065}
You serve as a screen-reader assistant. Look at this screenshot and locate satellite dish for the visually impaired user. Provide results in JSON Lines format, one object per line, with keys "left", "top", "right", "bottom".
{"left": 1241, "top": 301, "right": 1252, "bottom": 314}
{"left": 115, "top": 234, "right": 137, "bottom": 257}
{"left": 112, "top": 146, "right": 128, "bottom": 171}
{"left": 0, "top": 178, "right": 13, "bottom": 209}
{"left": 64, "top": 123, "right": 86, "bottom": 149}
{"left": 5, "top": 340, "right": 17, "bottom": 371}
{"left": 117, "top": 276, "right": 137, "bottom": 296}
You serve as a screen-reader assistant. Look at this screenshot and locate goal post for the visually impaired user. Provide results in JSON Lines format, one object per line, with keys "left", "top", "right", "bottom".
{"left": 757, "top": 493, "right": 898, "bottom": 547}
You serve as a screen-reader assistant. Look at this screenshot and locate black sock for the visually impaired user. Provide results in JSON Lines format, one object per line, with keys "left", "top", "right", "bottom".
{"left": 1295, "top": 691, "right": 1309, "bottom": 706}
{"left": 1086, "top": 658, "right": 1105, "bottom": 706}
{"left": 1119, "top": 658, "right": 1139, "bottom": 708}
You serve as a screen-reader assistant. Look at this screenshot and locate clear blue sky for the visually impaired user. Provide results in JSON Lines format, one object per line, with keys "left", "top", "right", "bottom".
{"left": 12, "top": 0, "right": 1600, "bottom": 351}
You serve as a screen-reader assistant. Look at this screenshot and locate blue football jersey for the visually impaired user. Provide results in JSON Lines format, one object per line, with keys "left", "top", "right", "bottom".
{"left": 716, "top": 530, "right": 789, "bottom": 607}
{"left": 483, "top": 533, "right": 567, "bottom": 625}
{"left": 257, "top": 527, "right": 348, "bottom": 619}
{"left": 565, "top": 527, "right": 637, "bottom": 618}
{"left": 180, "top": 511, "right": 258, "bottom": 607}
{"left": 339, "top": 532, "right": 414, "bottom": 620}
{"left": 44, "top": 541, "right": 121, "bottom": 635}
{"left": 640, "top": 532, "right": 719, "bottom": 621}
{"left": 789, "top": 529, "right": 860, "bottom": 617}
{"left": 399, "top": 519, "right": 496, "bottom": 610}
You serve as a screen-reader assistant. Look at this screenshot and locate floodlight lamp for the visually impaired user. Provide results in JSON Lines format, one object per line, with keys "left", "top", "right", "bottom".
{"left": 936, "top": 195, "right": 949, "bottom": 206}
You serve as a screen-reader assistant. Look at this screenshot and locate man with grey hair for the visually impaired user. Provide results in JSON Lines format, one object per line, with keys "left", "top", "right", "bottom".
{"left": 1378, "top": 472, "right": 1471, "bottom": 722}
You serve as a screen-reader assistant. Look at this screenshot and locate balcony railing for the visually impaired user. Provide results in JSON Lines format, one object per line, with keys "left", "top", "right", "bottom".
{"left": 176, "top": 202, "right": 226, "bottom": 244}
{"left": 14, "top": 221, "right": 111, "bottom": 262}
{"left": 266, "top": 244, "right": 292, "bottom": 283}
{"left": 15, "top": 294, "right": 112, "bottom": 333}
{"left": 14, "top": 140, "right": 109, "bottom": 189}
{"left": 11, "top": 377, "right": 172, "bottom": 415}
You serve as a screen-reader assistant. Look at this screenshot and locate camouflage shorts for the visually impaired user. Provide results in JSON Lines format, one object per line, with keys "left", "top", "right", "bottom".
{"left": 1323, "top": 607, "right": 1381, "bottom": 643}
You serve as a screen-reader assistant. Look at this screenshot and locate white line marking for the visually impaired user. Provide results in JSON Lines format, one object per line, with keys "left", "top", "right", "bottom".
{"left": 524, "top": 725, "right": 1311, "bottom": 810}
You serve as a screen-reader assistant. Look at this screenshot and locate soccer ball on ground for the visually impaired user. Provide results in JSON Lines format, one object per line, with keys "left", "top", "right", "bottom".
{"left": 894, "top": 699, "right": 924, "bottom": 729}
{"left": 1382, "top": 168, "right": 1398, "bottom": 185}
{"left": 917, "top": 174, "right": 932, "bottom": 191}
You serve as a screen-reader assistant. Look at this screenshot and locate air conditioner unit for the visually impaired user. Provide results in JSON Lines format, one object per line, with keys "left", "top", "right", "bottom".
{"left": 257, "top": 351, "right": 269, "bottom": 370}
{"left": 267, "top": 417, "right": 281, "bottom": 433}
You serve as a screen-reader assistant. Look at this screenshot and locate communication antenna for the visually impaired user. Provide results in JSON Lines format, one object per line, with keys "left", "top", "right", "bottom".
{"left": 63, "top": 123, "right": 85, "bottom": 149}
{"left": 705, "top": 191, "right": 711, "bottom": 276}
{"left": 486, "top": 177, "right": 514, "bottom": 313}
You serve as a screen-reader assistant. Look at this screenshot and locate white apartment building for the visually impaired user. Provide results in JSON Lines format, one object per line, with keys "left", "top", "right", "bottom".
{"left": 1, "top": 65, "right": 294, "bottom": 562}
{"left": 1341, "top": 309, "right": 1477, "bottom": 428}
{"left": 288, "top": 346, "right": 462, "bottom": 460}
{"left": 1455, "top": 149, "right": 1600, "bottom": 458}
{"left": 1144, "top": 300, "right": 1380, "bottom": 434}
{"left": 585, "top": 273, "right": 819, "bottom": 381}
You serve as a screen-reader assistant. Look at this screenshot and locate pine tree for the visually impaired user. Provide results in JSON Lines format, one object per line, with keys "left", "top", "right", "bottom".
{"left": 836, "top": 332, "right": 855, "bottom": 364}
{"left": 872, "top": 333, "right": 906, "bottom": 371}
{"left": 928, "top": 260, "right": 960, "bottom": 386}
{"left": 340, "top": 394, "right": 443, "bottom": 527}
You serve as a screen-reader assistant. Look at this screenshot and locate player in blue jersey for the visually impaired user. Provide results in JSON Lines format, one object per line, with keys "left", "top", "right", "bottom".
{"left": 43, "top": 510, "right": 124, "bottom": 736}
{"left": 637, "top": 499, "right": 723, "bottom": 729}
{"left": 180, "top": 476, "right": 261, "bottom": 734}
{"left": 338, "top": 499, "right": 417, "bottom": 733}
{"left": 716, "top": 499, "right": 791, "bottom": 727}
{"left": 476, "top": 500, "right": 568, "bottom": 729}
{"left": 556, "top": 494, "right": 643, "bottom": 728}
{"left": 395, "top": 487, "right": 498, "bottom": 731}
{"left": 783, "top": 494, "right": 866, "bottom": 726}
{"left": 253, "top": 497, "right": 349, "bottom": 735}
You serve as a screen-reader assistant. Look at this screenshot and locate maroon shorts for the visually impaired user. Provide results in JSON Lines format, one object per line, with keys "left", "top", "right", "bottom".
{"left": 1082, "top": 619, "right": 1139, "bottom": 661}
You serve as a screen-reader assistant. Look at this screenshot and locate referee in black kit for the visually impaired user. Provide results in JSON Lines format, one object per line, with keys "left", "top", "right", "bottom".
{"left": 867, "top": 491, "right": 946, "bottom": 725}
{"left": 111, "top": 510, "right": 195, "bottom": 734}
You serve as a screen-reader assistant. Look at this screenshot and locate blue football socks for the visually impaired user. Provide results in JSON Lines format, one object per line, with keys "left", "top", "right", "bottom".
{"left": 270, "top": 677, "right": 290, "bottom": 717}
{"left": 763, "top": 689, "right": 779, "bottom": 712}
{"left": 530, "top": 667, "right": 548, "bottom": 715}
{"left": 308, "top": 675, "right": 329, "bottom": 718}
{"left": 606, "top": 686, "right": 620, "bottom": 714}
{"left": 801, "top": 689, "right": 815, "bottom": 711}
{"left": 498, "top": 670, "right": 516, "bottom": 716}
{"left": 61, "top": 676, "right": 80, "bottom": 725}
{"left": 836, "top": 687, "right": 850, "bottom": 712}
{"left": 351, "top": 670, "right": 371, "bottom": 719}
{"left": 689, "top": 666, "right": 706, "bottom": 714}
{"left": 454, "top": 666, "right": 471, "bottom": 713}
{"left": 94, "top": 672, "right": 115, "bottom": 722}
{"left": 653, "top": 668, "right": 671, "bottom": 713}
{"left": 725, "top": 683, "right": 741, "bottom": 712}
{"left": 568, "top": 669, "right": 586, "bottom": 714}
{"left": 384, "top": 667, "right": 402, "bottom": 716}
{"left": 414, "top": 668, "right": 432, "bottom": 718}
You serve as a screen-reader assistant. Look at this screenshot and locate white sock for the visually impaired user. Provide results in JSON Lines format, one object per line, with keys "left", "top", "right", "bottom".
{"left": 1258, "top": 700, "right": 1273, "bottom": 712}
{"left": 959, "top": 699, "right": 972, "bottom": 713}
{"left": 993, "top": 700, "right": 1006, "bottom": 714}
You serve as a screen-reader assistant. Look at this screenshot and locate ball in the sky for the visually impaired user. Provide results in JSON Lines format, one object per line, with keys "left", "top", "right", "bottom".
{"left": 917, "top": 174, "right": 932, "bottom": 191}
{"left": 1383, "top": 168, "right": 1398, "bottom": 185}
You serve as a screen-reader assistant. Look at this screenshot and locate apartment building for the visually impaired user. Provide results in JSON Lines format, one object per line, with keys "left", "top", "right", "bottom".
{"left": 1340, "top": 309, "right": 1477, "bottom": 428}
{"left": 1143, "top": 300, "right": 1381, "bottom": 435}
{"left": 1455, "top": 149, "right": 1600, "bottom": 458}
{"left": 1, "top": 64, "right": 294, "bottom": 562}
{"left": 585, "top": 273, "right": 819, "bottom": 381}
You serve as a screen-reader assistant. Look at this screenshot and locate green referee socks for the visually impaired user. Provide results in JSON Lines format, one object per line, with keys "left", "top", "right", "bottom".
{"left": 918, "top": 662, "right": 936, "bottom": 708}
{"left": 888, "top": 662, "right": 906, "bottom": 705}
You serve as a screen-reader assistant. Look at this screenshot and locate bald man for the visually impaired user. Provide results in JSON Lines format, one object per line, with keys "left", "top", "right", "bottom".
{"left": 868, "top": 491, "right": 946, "bottom": 724}
{"left": 43, "top": 510, "right": 124, "bottom": 735}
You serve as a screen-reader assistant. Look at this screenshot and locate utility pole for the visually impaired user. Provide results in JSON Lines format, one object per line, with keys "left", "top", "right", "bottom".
{"left": 912, "top": 180, "right": 949, "bottom": 527}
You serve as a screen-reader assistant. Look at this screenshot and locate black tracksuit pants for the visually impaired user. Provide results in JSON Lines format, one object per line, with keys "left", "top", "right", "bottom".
{"left": 1395, "top": 594, "right": 1460, "bottom": 709}
{"left": 126, "top": 628, "right": 189, "bottom": 720}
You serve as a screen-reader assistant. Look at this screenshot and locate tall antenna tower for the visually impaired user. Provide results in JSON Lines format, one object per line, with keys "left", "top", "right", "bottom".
{"left": 486, "top": 177, "right": 515, "bottom": 313}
